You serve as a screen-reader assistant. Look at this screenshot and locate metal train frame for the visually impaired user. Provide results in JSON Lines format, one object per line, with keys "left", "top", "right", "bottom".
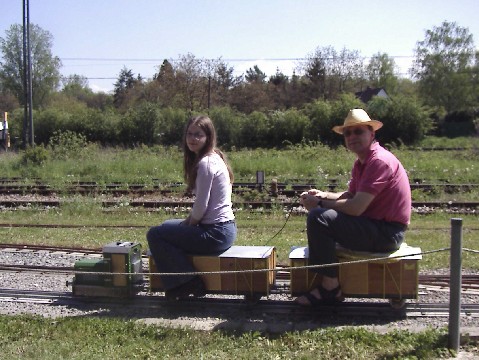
{"left": 70, "top": 241, "right": 422, "bottom": 308}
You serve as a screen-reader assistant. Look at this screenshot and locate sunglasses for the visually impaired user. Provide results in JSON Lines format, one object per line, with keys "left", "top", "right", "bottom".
{"left": 343, "top": 128, "right": 366, "bottom": 137}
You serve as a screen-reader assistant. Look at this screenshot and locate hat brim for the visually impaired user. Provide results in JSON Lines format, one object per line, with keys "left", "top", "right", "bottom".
{"left": 332, "top": 120, "right": 383, "bottom": 134}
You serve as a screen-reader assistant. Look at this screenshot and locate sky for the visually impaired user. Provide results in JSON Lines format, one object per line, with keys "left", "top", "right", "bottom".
{"left": 1, "top": 0, "right": 478, "bottom": 93}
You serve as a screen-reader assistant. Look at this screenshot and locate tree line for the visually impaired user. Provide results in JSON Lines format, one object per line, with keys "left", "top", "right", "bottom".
{"left": 0, "top": 21, "right": 478, "bottom": 149}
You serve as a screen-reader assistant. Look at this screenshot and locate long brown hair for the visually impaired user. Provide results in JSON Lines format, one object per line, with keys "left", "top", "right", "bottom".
{"left": 183, "top": 115, "right": 234, "bottom": 192}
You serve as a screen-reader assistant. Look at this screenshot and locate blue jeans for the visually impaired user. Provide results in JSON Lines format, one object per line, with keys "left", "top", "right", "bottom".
{"left": 306, "top": 208, "right": 406, "bottom": 278}
{"left": 147, "top": 219, "right": 237, "bottom": 290}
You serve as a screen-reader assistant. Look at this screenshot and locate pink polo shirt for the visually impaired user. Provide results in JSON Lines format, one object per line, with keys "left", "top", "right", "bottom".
{"left": 348, "top": 142, "right": 411, "bottom": 225}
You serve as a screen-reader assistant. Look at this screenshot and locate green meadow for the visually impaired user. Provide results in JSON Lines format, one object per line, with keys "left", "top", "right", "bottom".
{"left": 0, "top": 137, "right": 478, "bottom": 359}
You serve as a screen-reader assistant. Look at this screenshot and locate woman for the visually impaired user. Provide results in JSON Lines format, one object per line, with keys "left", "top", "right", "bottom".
{"left": 147, "top": 115, "right": 236, "bottom": 300}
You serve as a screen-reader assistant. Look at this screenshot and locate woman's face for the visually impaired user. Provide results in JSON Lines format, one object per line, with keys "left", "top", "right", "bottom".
{"left": 186, "top": 123, "right": 207, "bottom": 154}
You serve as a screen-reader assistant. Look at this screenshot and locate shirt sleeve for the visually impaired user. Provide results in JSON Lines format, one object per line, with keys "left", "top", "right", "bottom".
{"left": 191, "top": 157, "right": 214, "bottom": 221}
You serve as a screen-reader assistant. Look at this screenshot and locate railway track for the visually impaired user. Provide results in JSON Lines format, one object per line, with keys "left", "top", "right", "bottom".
{"left": 0, "top": 198, "right": 478, "bottom": 213}
{"left": 0, "top": 244, "right": 479, "bottom": 317}
{"left": 0, "top": 286, "right": 478, "bottom": 319}
{"left": 2, "top": 261, "right": 477, "bottom": 296}
{"left": 1, "top": 178, "right": 478, "bottom": 213}
{"left": 1, "top": 180, "right": 478, "bottom": 196}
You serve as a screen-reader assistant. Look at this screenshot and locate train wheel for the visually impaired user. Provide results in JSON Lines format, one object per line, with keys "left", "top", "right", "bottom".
{"left": 389, "top": 298, "right": 406, "bottom": 310}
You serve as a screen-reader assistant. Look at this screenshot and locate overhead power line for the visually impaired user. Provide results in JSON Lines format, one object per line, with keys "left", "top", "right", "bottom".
{"left": 60, "top": 55, "right": 415, "bottom": 62}
{"left": 60, "top": 55, "right": 416, "bottom": 81}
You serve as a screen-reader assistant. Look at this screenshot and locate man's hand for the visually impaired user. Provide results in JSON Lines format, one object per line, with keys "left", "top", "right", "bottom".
{"left": 300, "top": 192, "right": 322, "bottom": 211}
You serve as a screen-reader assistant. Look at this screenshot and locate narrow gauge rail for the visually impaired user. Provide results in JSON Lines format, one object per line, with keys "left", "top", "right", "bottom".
{"left": 0, "top": 280, "right": 478, "bottom": 320}
{"left": 1, "top": 244, "right": 478, "bottom": 321}
{"left": 1, "top": 261, "right": 478, "bottom": 293}
{"left": 0, "top": 243, "right": 104, "bottom": 254}
{"left": 1, "top": 244, "right": 478, "bottom": 293}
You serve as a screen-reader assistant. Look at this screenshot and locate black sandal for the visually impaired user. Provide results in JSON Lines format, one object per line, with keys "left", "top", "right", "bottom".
{"left": 296, "top": 284, "right": 344, "bottom": 307}
{"left": 165, "top": 277, "right": 206, "bottom": 301}
{"left": 315, "top": 284, "right": 343, "bottom": 305}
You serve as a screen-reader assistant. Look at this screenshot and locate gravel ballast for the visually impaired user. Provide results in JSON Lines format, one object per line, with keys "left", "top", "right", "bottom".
{"left": 0, "top": 249, "right": 478, "bottom": 337}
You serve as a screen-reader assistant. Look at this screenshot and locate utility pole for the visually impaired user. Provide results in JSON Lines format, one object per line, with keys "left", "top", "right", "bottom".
{"left": 207, "top": 76, "right": 211, "bottom": 111}
{"left": 22, "top": 0, "right": 34, "bottom": 148}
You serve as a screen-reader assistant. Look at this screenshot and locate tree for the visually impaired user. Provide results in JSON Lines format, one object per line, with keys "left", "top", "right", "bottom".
{"left": 366, "top": 52, "right": 399, "bottom": 94}
{"left": 299, "top": 46, "right": 364, "bottom": 101}
{"left": 113, "top": 67, "right": 136, "bottom": 108}
{"left": 300, "top": 46, "right": 334, "bottom": 100}
{"left": 230, "top": 65, "right": 272, "bottom": 113}
{"left": 149, "top": 53, "right": 227, "bottom": 112}
{"left": 411, "top": 21, "right": 476, "bottom": 112}
{"left": 473, "top": 51, "right": 479, "bottom": 106}
{"left": 58, "top": 74, "right": 112, "bottom": 110}
{"left": 146, "top": 60, "right": 178, "bottom": 106}
{"left": 62, "top": 74, "right": 89, "bottom": 90}
{"left": 209, "top": 61, "right": 241, "bottom": 107}
{"left": 174, "top": 53, "right": 210, "bottom": 111}
{"left": 245, "top": 65, "right": 267, "bottom": 83}
{"left": 61, "top": 74, "right": 92, "bottom": 101}
{"left": 268, "top": 68, "right": 291, "bottom": 109}
{"left": 0, "top": 88, "right": 19, "bottom": 112}
{"left": 331, "top": 47, "right": 364, "bottom": 94}
{"left": 155, "top": 60, "right": 175, "bottom": 83}
{"left": 0, "top": 23, "right": 61, "bottom": 108}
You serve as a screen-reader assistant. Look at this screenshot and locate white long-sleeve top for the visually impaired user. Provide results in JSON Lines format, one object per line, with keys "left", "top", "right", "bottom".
{"left": 191, "top": 153, "right": 234, "bottom": 224}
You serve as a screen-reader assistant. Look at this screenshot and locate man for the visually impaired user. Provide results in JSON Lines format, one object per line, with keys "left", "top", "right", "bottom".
{"left": 296, "top": 108, "right": 411, "bottom": 306}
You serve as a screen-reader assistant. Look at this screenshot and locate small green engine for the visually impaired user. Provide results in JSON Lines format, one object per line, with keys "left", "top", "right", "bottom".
{"left": 71, "top": 241, "right": 143, "bottom": 297}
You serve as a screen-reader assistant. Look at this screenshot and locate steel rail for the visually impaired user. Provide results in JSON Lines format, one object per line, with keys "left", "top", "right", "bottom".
{"left": 0, "top": 199, "right": 478, "bottom": 212}
{"left": 0, "top": 287, "right": 478, "bottom": 319}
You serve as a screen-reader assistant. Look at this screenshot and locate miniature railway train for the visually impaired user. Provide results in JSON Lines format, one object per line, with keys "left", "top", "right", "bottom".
{"left": 71, "top": 241, "right": 422, "bottom": 308}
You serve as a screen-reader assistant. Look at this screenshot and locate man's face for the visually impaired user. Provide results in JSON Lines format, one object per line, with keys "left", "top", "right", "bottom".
{"left": 343, "top": 125, "right": 374, "bottom": 155}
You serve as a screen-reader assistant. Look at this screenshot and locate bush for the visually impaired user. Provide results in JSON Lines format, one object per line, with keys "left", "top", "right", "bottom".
{"left": 303, "top": 99, "right": 332, "bottom": 142}
{"left": 440, "top": 110, "right": 477, "bottom": 137}
{"left": 69, "top": 108, "right": 120, "bottom": 145}
{"left": 11, "top": 93, "right": 464, "bottom": 150}
{"left": 209, "top": 106, "right": 243, "bottom": 149}
{"left": 368, "top": 96, "right": 432, "bottom": 145}
{"left": 240, "top": 111, "right": 270, "bottom": 148}
{"left": 157, "top": 107, "right": 188, "bottom": 146}
{"left": 33, "top": 108, "right": 71, "bottom": 145}
{"left": 118, "top": 102, "right": 161, "bottom": 145}
{"left": 268, "top": 109, "right": 310, "bottom": 147}
{"left": 20, "top": 145, "right": 49, "bottom": 166}
{"left": 48, "top": 130, "right": 89, "bottom": 160}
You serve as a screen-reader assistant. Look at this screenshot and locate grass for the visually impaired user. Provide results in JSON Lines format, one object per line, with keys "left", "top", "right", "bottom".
{"left": 417, "top": 136, "right": 479, "bottom": 149}
{"left": 1, "top": 137, "right": 478, "bottom": 358}
{"left": 2, "top": 136, "right": 479, "bottom": 189}
{"left": 0, "top": 315, "right": 461, "bottom": 359}
{"left": 0, "top": 207, "right": 477, "bottom": 269}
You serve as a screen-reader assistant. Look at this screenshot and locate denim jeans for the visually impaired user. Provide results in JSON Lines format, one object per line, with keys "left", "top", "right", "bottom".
{"left": 147, "top": 219, "right": 237, "bottom": 290}
{"left": 306, "top": 208, "right": 405, "bottom": 278}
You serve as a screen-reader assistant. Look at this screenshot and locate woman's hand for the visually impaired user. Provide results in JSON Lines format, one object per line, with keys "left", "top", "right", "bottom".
{"left": 182, "top": 214, "right": 200, "bottom": 226}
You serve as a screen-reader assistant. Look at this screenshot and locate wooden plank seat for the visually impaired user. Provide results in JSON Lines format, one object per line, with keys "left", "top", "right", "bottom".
{"left": 148, "top": 245, "right": 276, "bottom": 298}
{"left": 289, "top": 243, "right": 422, "bottom": 300}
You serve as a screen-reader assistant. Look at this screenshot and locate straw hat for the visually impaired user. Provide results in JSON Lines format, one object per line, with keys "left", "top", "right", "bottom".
{"left": 332, "top": 109, "right": 383, "bottom": 134}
